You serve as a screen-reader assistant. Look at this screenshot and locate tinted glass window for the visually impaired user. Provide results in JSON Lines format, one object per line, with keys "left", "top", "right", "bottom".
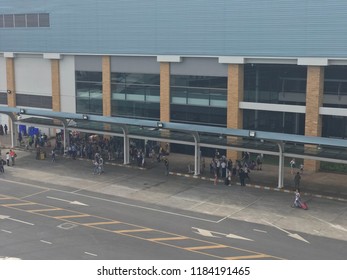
{"left": 14, "top": 14, "right": 26, "bottom": 27}
{"left": 4, "top": 14, "right": 14, "bottom": 28}
{"left": 26, "top": 14, "right": 39, "bottom": 27}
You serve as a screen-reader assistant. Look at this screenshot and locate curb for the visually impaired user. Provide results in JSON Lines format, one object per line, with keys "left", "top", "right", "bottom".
{"left": 169, "top": 172, "right": 347, "bottom": 203}
{"left": 6, "top": 148, "right": 347, "bottom": 203}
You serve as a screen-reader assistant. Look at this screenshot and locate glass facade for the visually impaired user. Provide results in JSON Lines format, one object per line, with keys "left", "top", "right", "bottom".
{"left": 243, "top": 110, "right": 305, "bottom": 135}
{"left": 324, "top": 66, "right": 347, "bottom": 108}
{"left": 170, "top": 75, "right": 227, "bottom": 126}
{"left": 243, "top": 64, "right": 307, "bottom": 135}
{"left": 76, "top": 71, "right": 103, "bottom": 115}
{"left": 111, "top": 73, "right": 160, "bottom": 120}
{"left": 322, "top": 115, "right": 347, "bottom": 139}
{"left": 244, "top": 64, "right": 307, "bottom": 105}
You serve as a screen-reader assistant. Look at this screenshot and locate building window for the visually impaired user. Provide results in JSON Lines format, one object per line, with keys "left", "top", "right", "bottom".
{"left": 26, "top": 14, "right": 39, "bottom": 27}
{"left": 4, "top": 14, "right": 14, "bottom": 28}
{"left": 111, "top": 73, "right": 160, "bottom": 120}
{"left": 38, "top": 13, "right": 50, "bottom": 27}
{"left": 76, "top": 71, "right": 103, "bottom": 115}
{"left": 322, "top": 115, "right": 347, "bottom": 139}
{"left": 244, "top": 64, "right": 307, "bottom": 105}
{"left": 16, "top": 94, "right": 52, "bottom": 109}
{"left": 243, "top": 110, "right": 305, "bottom": 135}
{"left": 170, "top": 75, "right": 227, "bottom": 126}
{"left": 324, "top": 66, "right": 347, "bottom": 108}
{"left": 0, "top": 92, "right": 8, "bottom": 105}
{"left": 0, "top": 13, "right": 49, "bottom": 28}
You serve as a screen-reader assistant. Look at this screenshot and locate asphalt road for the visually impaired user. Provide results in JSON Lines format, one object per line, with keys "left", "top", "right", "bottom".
{"left": 0, "top": 178, "right": 346, "bottom": 260}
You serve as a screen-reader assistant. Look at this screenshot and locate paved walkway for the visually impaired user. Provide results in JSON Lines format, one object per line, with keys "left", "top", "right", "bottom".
{"left": 1, "top": 133, "right": 346, "bottom": 202}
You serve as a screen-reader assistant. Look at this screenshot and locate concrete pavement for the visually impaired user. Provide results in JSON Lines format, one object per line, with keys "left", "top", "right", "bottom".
{"left": 1, "top": 133, "right": 347, "bottom": 242}
{"left": 2, "top": 133, "right": 346, "bottom": 202}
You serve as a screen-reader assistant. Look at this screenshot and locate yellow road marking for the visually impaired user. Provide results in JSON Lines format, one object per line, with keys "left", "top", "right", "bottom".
{"left": 148, "top": 236, "right": 188, "bottom": 241}
{"left": 3, "top": 202, "right": 36, "bottom": 207}
{"left": 226, "top": 254, "right": 270, "bottom": 260}
{"left": 29, "top": 208, "right": 62, "bottom": 212}
{"left": 0, "top": 192, "right": 283, "bottom": 260}
{"left": 185, "top": 244, "right": 228, "bottom": 250}
{"left": 114, "top": 228, "right": 153, "bottom": 233}
{"left": 84, "top": 221, "right": 121, "bottom": 226}
{"left": 54, "top": 214, "right": 90, "bottom": 219}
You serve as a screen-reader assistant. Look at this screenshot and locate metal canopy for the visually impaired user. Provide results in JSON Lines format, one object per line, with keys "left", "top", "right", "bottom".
{"left": 2, "top": 105, "right": 347, "bottom": 187}
{"left": 15, "top": 117, "right": 64, "bottom": 129}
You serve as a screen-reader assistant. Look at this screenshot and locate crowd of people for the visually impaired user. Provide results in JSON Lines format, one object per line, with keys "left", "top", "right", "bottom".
{"left": 1, "top": 126, "right": 305, "bottom": 195}
{"left": 209, "top": 150, "right": 263, "bottom": 187}
{"left": 49, "top": 132, "right": 168, "bottom": 175}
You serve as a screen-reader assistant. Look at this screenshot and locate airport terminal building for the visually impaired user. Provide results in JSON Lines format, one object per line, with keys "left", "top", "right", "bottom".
{"left": 1, "top": 1, "right": 347, "bottom": 171}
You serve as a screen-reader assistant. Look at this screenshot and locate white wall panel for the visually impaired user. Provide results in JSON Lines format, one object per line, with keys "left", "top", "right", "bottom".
{"left": 0, "top": 57, "right": 6, "bottom": 92}
{"left": 15, "top": 55, "right": 51, "bottom": 96}
{"left": 60, "top": 55, "right": 76, "bottom": 113}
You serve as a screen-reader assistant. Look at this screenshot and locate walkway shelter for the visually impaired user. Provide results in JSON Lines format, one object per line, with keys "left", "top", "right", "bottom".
{"left": 1, "top": 106, "right": 347, "bottom": 189}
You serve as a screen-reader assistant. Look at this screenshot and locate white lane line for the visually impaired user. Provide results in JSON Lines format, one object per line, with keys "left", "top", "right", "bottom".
{"left": 0, "top": 215, "right": 34, "bottom": 226}
{"left": 262, "top": 219, "right": 310, "bottom": 243}
{"left": 0, "top": 178, "right": 49, "bottom": 190}
{"left": 2, "top": 177, "right": 221, "bottom": 223}
{"left": 1, "top": 229, "right": 12, "bottom": 234}
{"left": 40, "top": 240, "right": 52, "bottom": 245}
{"left": 47, "top": 196, "right": 89, "bottom": 206}
{"left": 72, "top": 192, "right": 220, "bottom": 223}
{"left": 253, "top": 229, "right": 267, "bottom": 233}
{"left": 21, "top": 189, "right": 50, "bottom": 199}
{"left": 84, "top": 252, "right": 97, "bottom": 257}
{"left": 8, "top": 217, "right": 34, "bottom": 225}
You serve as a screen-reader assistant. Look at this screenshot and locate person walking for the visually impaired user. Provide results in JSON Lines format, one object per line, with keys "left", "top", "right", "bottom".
{"left": 294, "top": 171, "right": 301, "bottom": 192}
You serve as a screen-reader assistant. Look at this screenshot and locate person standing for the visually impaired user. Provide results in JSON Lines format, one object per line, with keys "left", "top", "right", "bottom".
{"left": 9, "top": 149, "right": 16, "bottom": 166}
{"left": 239, "top": 168, "right": 246, "bottom": 186}
{"left": 256, "top": 154, "right": 263, "bottom": 170}
{"left": 0, "top": 157, "right": 4, "bottom": 173}
{"left": 164, "top": 157, "right": 169, "bottom": 176}
{"left": 51, "top": 149, "right": 56, "bottom": 162}
{"left": 214, "top": 170, "right": 218, "bottom": 186}
{"left": 294, "top": 171, "right": 301, "bottom": 192}
{"left": 4, "top": 124, "right": 8, "bottom": 135}
{"left": 6, "top": 152, "right": 10, "bottom": 166}
{"left": 290, "top": 158, "right": 296, "bottom": 174}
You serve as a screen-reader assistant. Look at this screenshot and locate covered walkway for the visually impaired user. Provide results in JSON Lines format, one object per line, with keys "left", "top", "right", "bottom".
{"left": 1, "top": 106, "right": 347, "bottom": 189}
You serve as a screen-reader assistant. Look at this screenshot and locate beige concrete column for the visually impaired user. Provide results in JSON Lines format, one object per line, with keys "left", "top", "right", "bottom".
{"left": 102, "top": 56, "right": 112, "bottom": 117}
{"left": 227, "top": 64, "right": 244, "bottom": 160}
{"left": 51, "top": 59, "right": 61, "bottom": 112}
{"left": 304, "top": 66, "right": 324, "bottom": 171}
{"left": 159, "top": 62, "right": 171, "bottom": 151}
{"left": 160, "top": 62, "right": 170, "bottom": 122}
{"left": 6, "top": 56, "right": 17, "bottom": 146}
{"left": 6, "top": 57, "right": 16, "bottom": 107}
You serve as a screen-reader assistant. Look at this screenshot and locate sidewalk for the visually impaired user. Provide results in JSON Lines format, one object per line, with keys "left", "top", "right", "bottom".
{"left": 1, "top": 133, "right": 347, "bottom": 202}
